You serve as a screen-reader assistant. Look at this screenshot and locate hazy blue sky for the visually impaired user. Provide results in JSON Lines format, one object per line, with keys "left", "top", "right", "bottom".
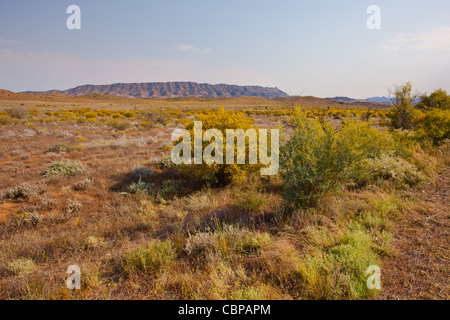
{"left": 1, "top": 0, "right": 449, "bottom": 98}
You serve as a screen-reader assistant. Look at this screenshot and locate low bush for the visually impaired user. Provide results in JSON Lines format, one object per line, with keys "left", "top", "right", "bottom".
{"left": 2, "top": 182, "right": 45, "bottom": 200}
{"left": 415, "top": 109, "right": 450, "bottom": 145}
{"left": 42, "top": 159, "right": 85, "bottom": 178}
{"left": 185, "top": 225, "right": 271, "bottom": 261}
{"left": 66, "top": 199, "right": 83, "bottom": 214}
{"left": 71, "top": 145, "right": 84, "bottom": 151}
{"left": 178, "top": 107, "right": 261, "bottom": 186}
{"left": 231, "top": 189, "right": 267, "bottom": 214}
{"left": 108, "top": 118, "right": 132, "bottom": 130}
{"left": 259, "top": 192, "right": 400, "bottom": 299}
{"left": 84, "top": 236, "right": 107, "bottom": 250}
{"left": 313, "top": 222, "right": 380, "bottom": 299}
{"left": 364, "top": 154, "right": 423, "bottom": 188}
{"left": 417, "top": 88, "right": 450, "bottom": 111}
{"left": 5, "top": 108, "right": 27, "bottom": 119}
{"left": 47, "top": 143, "right": 70, "bottom": 153}
{"left": 5, "top": 211, "right": 44, "bottom": 231}
{"left": 280, "top": 111, "right": 399, "bottom": 207}
{"left": 128, "top": 178, "right": 154, "bottom": 194}
{"left": 0, "top": 114, "right": 14, "bottom": 124}
{"left": 73, "top": 178, "right": 92, "bottom": 191}
{"left": 5, "top": 258, "right": 37, "bottom": 276}
{"left": 122, "top": 239, "right": 176, "bottom": 274}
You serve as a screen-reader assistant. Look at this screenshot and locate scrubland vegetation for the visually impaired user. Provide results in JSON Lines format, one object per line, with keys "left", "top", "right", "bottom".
{"left": 0, "top": 86, "right": 448, "bottom": 300}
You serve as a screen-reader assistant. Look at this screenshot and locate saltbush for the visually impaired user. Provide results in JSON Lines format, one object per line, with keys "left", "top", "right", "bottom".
{"left": 2, "top": 182, "right": 44, "bottom": 200}
{"left": 280, "top": 111, "right": 411, "bottom": 207}
{"left": 128, "top": 178, "right": 154, "bottom": 194}
{"left": 42, "top": 159, "right": 85, "bottom": 178}
{"left": 364, "top": 154, "right": 423, "bottom": 188}
{"left": 47, "top": 143, "right": 70, "bottom": 153}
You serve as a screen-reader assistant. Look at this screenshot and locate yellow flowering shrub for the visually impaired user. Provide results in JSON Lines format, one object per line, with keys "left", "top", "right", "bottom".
{"left": 178, "top": 107, "right": 261, "bottom": 185}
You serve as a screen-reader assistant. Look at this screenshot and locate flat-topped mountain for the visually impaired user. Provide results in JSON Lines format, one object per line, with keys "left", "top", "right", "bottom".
{"left": 24, "top": 82, "right": 289, "bottom": 99}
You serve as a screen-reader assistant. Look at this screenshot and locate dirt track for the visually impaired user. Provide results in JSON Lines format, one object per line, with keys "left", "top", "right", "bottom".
{"left": 380, "top": 167, "right": 449, "bottom": 300}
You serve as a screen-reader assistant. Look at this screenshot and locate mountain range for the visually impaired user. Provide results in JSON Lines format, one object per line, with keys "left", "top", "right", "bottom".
{"left": 327, "top": 96, "right": 421, "bottom": 104}
{"left": 17, "top": 82, "right": 411, "bottom": 104}
{"left": 326, "top": 96, "right": 392, "bottom": 104}
{"left": 23, "top": 82, "right": 289, "bottom": 99}
{"left": 366, "top": 96, "right": 393, "bottom": 103}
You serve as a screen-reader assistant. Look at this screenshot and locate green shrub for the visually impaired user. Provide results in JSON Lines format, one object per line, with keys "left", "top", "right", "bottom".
{"left": 280, "top": 113, "right": 336, "bottom": 207}
{"left": 128, "top": 178, "right": 154, "bottom": 194}
{"left": 415, "top": 109, "right": 450, "bottom": 145}
{"left": 42, "top": 159, "right": 85, "bottom": 178}
{"left": 334, "top": 120, "right": 394, "bottom": 181}
{"left": 280, "top": 112, "right": 394, "bottom": 207}
{"left": 364, "top": 154, "right": 423, "bottom": 187}
{"left": 388, "top": 82, "right": 420, "bottom": 129}
{"left": 231, "top": 189, "right": 267, "bottom": 214}
{"left": 295, "top": 222, "right": 382, "bottom": 299}
{"left": 417, "top": 88, "right": 450, "bottom": 111}
{"left": 122, "top": 239, "right": 176, "bottom": 274}
{"left": 389, "top": 129, "right": 418, "bottom": 158}
{"left": 325, "top": 223, "right": 381, "bottom": 299}
{"left": 157, "top": 180, "right": 178, "bottom": 201}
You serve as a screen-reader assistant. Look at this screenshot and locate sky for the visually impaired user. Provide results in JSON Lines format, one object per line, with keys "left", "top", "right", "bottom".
{"left": 0, "top": 0, "right": 449, "bottom": 98}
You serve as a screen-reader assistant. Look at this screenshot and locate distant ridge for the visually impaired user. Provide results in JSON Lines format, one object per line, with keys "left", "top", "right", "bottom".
{"left": 24, "top": 82, "right": 289, "bottom": 99}
{"left": 326, "top": 96, "right": 360, "bottom": 102}
{"left": 366, "top": 96, "right": 392, "bottom": 103}
{"left": 325, "top": 96, "right": 393, "bottom": 107}
{"left": 366, "top": 96, "right": 421, "bottom": 104}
